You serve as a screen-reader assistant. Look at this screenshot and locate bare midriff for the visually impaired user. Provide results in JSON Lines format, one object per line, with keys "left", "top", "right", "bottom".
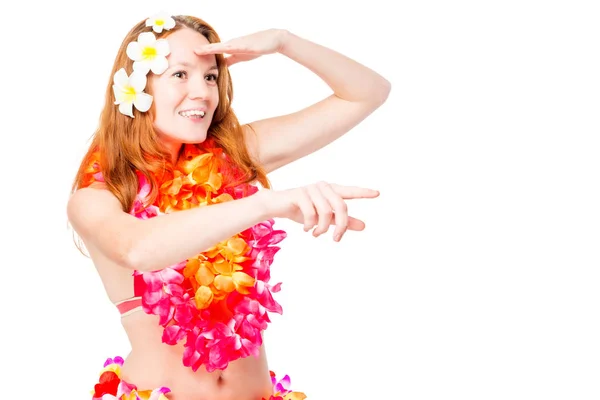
{"left": 86, "top": 242, "right": 274, "bottom": 400}
{"left": 119, "top": 311, "right": 273, "bottom": 400}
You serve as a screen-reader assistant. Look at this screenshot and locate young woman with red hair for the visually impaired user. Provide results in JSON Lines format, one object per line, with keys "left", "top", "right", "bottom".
{"left": 68, "top": 12, "right": 390, "bottom": 400}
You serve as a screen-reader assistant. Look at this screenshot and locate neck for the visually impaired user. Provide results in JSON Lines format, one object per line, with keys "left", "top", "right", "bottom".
{"left": 160, "top": 141, "right": 183, "bottom": 165}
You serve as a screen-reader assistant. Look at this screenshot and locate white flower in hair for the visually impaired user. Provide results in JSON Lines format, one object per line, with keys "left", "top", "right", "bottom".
{"left": 145, "top": 12, "right": 176, "bottom": 33}
{"left": 126, "top": 32, "right": 170, "bottom": 75}
{"left": 112, "top": 68, "right": 153, "bottom": 118}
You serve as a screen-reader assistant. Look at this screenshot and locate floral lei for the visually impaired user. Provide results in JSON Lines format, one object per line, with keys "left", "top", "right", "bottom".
{"left": 92, "top": 356, "right": 306, "bottom": 400}
{"left": 85, "top": 139, "right": 287, "bottom": 373}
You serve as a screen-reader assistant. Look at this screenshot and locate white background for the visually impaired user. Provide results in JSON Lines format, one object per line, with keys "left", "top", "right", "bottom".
{"left": 2, "top": 0, "right": 599, "bottom": 398}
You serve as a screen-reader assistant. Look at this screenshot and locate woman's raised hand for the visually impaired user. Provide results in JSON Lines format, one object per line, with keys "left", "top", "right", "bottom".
{"left": 261, "top": 181, "right": 380, "bottom": 242}
{"left": 193, "top": 29, "right": 288, "bottom": 67}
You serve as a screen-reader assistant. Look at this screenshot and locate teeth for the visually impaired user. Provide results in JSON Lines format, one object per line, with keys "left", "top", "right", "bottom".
{"left": 179, "top": 110, "right": 205, "bottom": 118}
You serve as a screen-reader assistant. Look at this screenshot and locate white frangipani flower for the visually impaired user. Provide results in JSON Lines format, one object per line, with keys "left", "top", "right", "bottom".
{"left": 145, "top": 12, "right": 176, "bottom": 33}
{"left": 112, "top": 68, "right": 153, "bottom": 118}
{"left": 126, "top": 32, "right": 170, "bottom": 75}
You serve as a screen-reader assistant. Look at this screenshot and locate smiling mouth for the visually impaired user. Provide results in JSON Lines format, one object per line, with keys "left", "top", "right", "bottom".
{"left": 179, "top": 110, "right": 206, "bottom": 119}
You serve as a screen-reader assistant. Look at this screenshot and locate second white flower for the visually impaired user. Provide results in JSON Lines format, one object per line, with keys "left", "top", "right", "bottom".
{"left": 126, "top": 32, "right": 170, "bottom": 75}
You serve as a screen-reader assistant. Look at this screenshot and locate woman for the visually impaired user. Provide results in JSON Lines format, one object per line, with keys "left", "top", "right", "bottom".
{"left": 67, "top": 12, "right": 390, "bottom": 400}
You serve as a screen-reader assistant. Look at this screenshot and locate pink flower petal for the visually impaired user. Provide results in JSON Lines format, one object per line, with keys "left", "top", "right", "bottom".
{"left": 149, "top": 387, "right": 172, "bottom": 400}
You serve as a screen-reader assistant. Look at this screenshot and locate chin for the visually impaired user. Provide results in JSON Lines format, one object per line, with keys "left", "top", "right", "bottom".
{"left": 182, "top": 133, "right": 208, "bottom": 144}
{"left": 156, "top": 125, "right": 208, "bottom": 145}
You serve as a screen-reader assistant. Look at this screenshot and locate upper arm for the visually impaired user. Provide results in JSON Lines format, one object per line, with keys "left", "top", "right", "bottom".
{"left": 243, "top": 92, "right": 388, "bottom": 173}
{"left": 67, "top": 184, "right": 139, "bottom": 269}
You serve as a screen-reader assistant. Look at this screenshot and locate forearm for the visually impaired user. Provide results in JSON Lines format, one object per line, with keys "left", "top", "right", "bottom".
{"left": 129, "top": 191, "right": 272, "bottom": 271}
{"left": 278, "top": 30, "right": 391, "bottom": 104}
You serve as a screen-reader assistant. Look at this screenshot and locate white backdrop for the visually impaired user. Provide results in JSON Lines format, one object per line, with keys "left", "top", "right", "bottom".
{"left": 2, "top": 0, "right": 599, "bottom": 399}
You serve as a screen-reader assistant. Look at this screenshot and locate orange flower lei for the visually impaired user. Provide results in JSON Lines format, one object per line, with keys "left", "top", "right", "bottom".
{"left": 85, "top": 140, "right": 287, "bottom": 372}
{"left": 157, "top": 143, "right": 259, "bottom": 308}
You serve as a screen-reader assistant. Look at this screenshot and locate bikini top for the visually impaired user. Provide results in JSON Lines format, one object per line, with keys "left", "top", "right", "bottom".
{"left": 113, "top": 275, "right": 144, "bottom": 317}
{"left": 114, "top": 296, "right": 142, "bottom": 317}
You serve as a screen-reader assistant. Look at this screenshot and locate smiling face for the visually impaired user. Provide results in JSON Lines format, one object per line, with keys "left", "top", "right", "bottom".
{"left": 149, "top": 28, "right": 219, "bottom": 157}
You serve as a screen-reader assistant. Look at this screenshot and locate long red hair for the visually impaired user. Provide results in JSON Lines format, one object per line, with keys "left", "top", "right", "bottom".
{"left": 71, "top": 15, "right": 269, "bottom": 212}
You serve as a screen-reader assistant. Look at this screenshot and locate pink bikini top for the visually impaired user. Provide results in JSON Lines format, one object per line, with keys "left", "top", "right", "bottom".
{"left": 113, "top": 274, "right": 144, "bottom": 317}
{"left": 114, "top": 297, "right": 142, "bottom": 317}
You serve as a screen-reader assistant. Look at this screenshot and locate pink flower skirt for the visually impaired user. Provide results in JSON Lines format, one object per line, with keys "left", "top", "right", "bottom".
{"left": 91, "top": 356, "right": 307, "bottom": 400}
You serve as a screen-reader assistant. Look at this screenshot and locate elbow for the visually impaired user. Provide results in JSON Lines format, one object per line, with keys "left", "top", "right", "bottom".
{"left": 124, "top": 245, "right": 153, "bottom": 272}
{"left": 364, "top": 78, "right": 391, "bottom": 108}
{"left": 124, "top": 240, "right": 166, "bottom": 272}
{"left": 116, "top": 235, "right": 150, "bottom": 271}
{"left": 374, "top": 78, "right": 392, "bottom": 106}
{"left": 112, "top": 241, "right": 142, "bottom": 271}
{"left": 122, "top": 249, "right": 142, "bottom": 271}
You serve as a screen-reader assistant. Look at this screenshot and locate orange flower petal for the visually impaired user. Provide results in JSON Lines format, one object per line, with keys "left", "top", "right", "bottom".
{"left": 211, "top": 193, "right": 234, "bottom": 204}
{"left": 233, "top": 264, "right": 243, "bottom": 271}
{"left": 213, "top": 275, "right": 235, "bottom": 293}
{"left": 213, "top": 258, "right": 232, "bottom": 275}
{"left": 204, "top": 246, "right": 221, "bottom": 259}
{"left": 227, "top": 238, "right": 248, "bottom": 255}
{"left": 284, "top": 393, "right": 307, "bottom": 400}
{"left": 190, "top": 156, "right": 213, "bottom": 181}
{"left": 183, "top": 258, "right": 200, "bottom": 279}
{"left": 163, "top": 175, "right": 184, "bottom": 195}
{"left": 207, "top": 171, "right": 223, "bottom": 191}
{"left": 194, "top": 286, "right": 214, "bottom": 309}
{"left": 211, "top": 288, "right": 227, "bottom": 302}
{"left": 195, "top": 263, "right": 215, "bottom": 286}
{"left": 124, "top": 390, "right": 153, "bottom": 400}
{"left": 232, "top": 271, "right": 255, "bottom": 288}
{"left": 185, "top": 153, "right": 212, "bottom": 173}
{"left": 233, "top": 255, "right": 249, "bottom": 263}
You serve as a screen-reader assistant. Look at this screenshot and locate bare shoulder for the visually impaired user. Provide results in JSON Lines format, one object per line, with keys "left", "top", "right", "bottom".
{"left": 67, "top": 182, "right": 125, "bottom": 240}
{"left": 67, "top": 182, "right": 120, "bottom": 217}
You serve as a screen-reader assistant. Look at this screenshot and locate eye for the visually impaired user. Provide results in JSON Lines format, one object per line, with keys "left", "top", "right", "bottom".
{"left": 173, "top": 70, "right": 187, "bottom": 79}
{"left": 206, "top": 73, "right": 218, "bottom": 82}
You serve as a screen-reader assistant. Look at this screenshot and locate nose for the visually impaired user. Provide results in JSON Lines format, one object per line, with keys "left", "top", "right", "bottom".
{"left": 187, "top": 76, "right": 211, "bottom": 100}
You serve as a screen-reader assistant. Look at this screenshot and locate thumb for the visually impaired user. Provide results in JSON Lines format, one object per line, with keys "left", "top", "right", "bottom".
{"left": 346, "top": 216, "right": 366, "bottom": 231}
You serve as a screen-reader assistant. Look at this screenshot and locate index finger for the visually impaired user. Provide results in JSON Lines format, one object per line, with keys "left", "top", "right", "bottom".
{"left": 330, "top": 184, "right": 380, "bottom": 199}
